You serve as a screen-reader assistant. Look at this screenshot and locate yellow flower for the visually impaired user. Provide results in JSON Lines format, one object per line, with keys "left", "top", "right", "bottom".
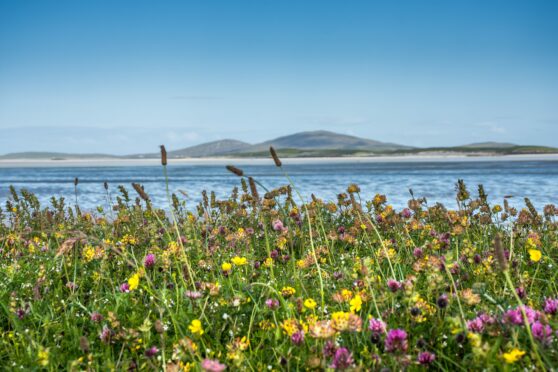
{"left": 304, "top": 299, "right": 317, "bottom": 310}
{"left": 82, "top": 245, "right": 95, "bottom": 262}
{"left": 281, "top": 286, "right": 296, "bottom": 297}
{"left": 349, "top": 294, "right": 362, "bottom": 312}
{"left": 222, "top": 262, "right": 232, "bottom": 271}
{"left": 37, "top": 347, "right": 49, "bottom": 366}
{"left": 231, "top": 256, "right": 247, "bottom": 266}
{"left": 188, "top": 319, "right": 204, "bottom": 335}
{"left": 502, "top": 348, "right": 525, "bottom": 364}
{"left": 128, "top": 273, "right": 140, "bottom": 291}
{"left": 528, "top": 249, "right": 542, "bottom": 262}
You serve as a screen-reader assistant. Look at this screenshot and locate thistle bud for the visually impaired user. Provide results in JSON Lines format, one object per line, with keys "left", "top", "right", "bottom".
{"left": 269, "top": 146, "right": 282, "bottom": 167}
{"left": 160, "top": 145, "right": 167, "bottom": 166}
{"left": 226, "top": 165, "right": 244, "bottom": 177}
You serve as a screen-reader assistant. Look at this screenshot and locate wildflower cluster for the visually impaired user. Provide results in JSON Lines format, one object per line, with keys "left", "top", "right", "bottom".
{"left": 0, "top": 169, "right": 557, "bottom": 370}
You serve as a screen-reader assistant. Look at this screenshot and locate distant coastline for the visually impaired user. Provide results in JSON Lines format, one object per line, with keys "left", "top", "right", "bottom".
{"left": 1, "top": 153, "right": 558, "bottom": 168}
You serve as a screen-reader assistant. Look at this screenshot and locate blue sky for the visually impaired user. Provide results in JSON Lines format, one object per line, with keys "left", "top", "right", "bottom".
{"left": 1, "top": 0, "right": 557, "bottom": 154}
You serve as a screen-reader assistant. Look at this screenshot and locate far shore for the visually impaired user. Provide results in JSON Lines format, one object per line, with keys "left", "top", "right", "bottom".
{"left": 1, "top": 153, "right": 558, "bottom": 168}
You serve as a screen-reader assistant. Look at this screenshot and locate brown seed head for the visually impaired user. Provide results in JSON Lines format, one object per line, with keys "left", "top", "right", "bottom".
{"left": 269, "top": 146, "right": 282, "bottom": 167}
{"left": 160, "top": 145, "right": 167, "bottom": 166}
{"left": 494, "top": 234, "right": 508, "bottom": 271}
{"left": 226, "top": 165, "right": 244, "bottom": 177}
{"left": 74, "top": 177, "right": 79, "bottom": 186}
{"left": 248, "top": 177, "right": 260, "bottom": 202}
{"left": 132, "top": 183, "right": 150, "bottom": 201}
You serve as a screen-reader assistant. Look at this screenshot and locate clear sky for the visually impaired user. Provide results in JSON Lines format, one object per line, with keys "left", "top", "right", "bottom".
{"left": 1, "top": 0, "right": 557, "bottom": 154}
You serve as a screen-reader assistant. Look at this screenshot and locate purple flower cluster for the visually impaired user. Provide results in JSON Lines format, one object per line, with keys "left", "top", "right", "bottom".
{"left": 531, "top": 321, "right": 554, "bottom": 344}
{"left": 265, "top": 298, "right": 280, "bottom": 310}
{"left": 503, "top": 305, "right": 540, "bottom": 325}
{"left": 144, "top": 253, "right": 156, "bottom": 269}
{"left": 387, "top": 279, "right": 403, "bottom": 293}
{"left": 330, "top": 347, "right": 354, "bottom": 370}
{"left": 201, "top": 359, "right": 227, "bottom": 372}
{"left": 417, "top": 351, "right": 436, "bottom": 365}
{"left": 467, "top": 313, "right": 495, "bottom": 333}
{"left": 368, "top": 318, "right": 386, "bottom": 334}
{"left": 385, "top": 329, "right": 408, "bottom": 353}
{"left": 544, "top": 298, "right": 558, "bottom": 315}
{"left": 291, "top": 331, "right": 304, "bottom": 346}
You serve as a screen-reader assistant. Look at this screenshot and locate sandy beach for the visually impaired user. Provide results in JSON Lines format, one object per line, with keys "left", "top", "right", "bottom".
{"left": 0, "top": 153, "right": 557, "bottom": 168}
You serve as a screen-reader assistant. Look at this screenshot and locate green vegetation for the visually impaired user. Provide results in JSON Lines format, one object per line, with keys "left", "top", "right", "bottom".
{"left": 1, "top": 152, "right": 558, "bottom": 370}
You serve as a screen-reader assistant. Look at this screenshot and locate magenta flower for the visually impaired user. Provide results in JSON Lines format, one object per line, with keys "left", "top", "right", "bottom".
{"left": 120, "top": 283, "right": 130, "bottom": 293}
{"left": 387, "top": 279, "right": 402, "bottom": 292}
{"left": 201, "top": 359, "right": 227, "bottom": 372}
{"left": 323, "top": 340, "right": 337, "bottom": 358}
{"left": 330, "top": 347, "right": 354, "bottom": 370}
{"left": 417, "top": 351, "right": 436, "bottom": 365}
{"left": 368, "top": 318, "right": 386, "bottom": 334}
{"left": 99, "top": 325, "right": 112, "bottom": 344}
{"left": 531, "top": 321, "right": 553, "bottom": 344}
{"left": 401, "top": 208, "right": 412, "bottom": 218}
{"left": 185, "top": 290, "right": 203, "bottom": 300}
{"left": 385, "top": 329, "right": 408, "bottom": 353}
{"left": 503, "top": 306, "right": 539, "bottom": 325}
{"left": 291, "top": 331, "right": 304, "bottom": 346}
{"left": 144, "top": 253, "right": 156, "bottom": 269}
{"left": 265, "top": 298, "right": 280, "bottom": 310}
{"left": 467, "top": 317, "right": 485, "bottom": 333}
{"left": 272, "top": 219, "right": 285, "bottom": 232}
{"left": 144, "top": 346, "right": 159, "bottom": 358}
{"left": 90, "top": 311, "right": 103, "bottom": 323}
{"left": 544, "top": 298, "right": 558, "bottom": 315}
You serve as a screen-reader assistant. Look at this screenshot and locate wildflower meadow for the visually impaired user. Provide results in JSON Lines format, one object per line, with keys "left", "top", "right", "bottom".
{"left": 1, "top": 147, "right": 557, "bottom": 370}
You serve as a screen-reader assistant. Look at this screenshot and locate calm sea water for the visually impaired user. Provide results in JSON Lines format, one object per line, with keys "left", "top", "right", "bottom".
{"left": 1, "top": 159, "right": 557, "bottom": 211}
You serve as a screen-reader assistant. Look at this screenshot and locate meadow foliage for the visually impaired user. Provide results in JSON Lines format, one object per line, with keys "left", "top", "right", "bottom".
{"left": 1, "top": 150, "right": 557, "bottom": 370}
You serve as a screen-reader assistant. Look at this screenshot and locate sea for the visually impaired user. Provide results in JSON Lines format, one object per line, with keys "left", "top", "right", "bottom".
{"left": 1, "top": 157, "right": 557, "bottom": 212}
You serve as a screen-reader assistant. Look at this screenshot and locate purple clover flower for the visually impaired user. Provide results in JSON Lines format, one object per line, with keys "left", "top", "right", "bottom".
{"left": 385, "top": 329, "right": 408, "bottom": 353}
{"left": 201, "top": 359, "right": 227, "bottom": 372}
{"left": 144, "top": 253, "right": 156, "bottom": 269}
{"left": 417, "top": 351, "right": 436, "bottom": 365}
{"left": 330, "top": 347, "right": 354, "bottom": 370}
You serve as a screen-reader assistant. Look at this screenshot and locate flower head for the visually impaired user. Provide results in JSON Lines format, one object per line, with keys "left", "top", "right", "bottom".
{"left": 544, "top": 298, "right": 558, "bottom": 315}
{"left": 349, "top": 294, "right": 362, "bottom": 313}
{"left": 385, "top": 329, "right": 408, "bottom": 353}
{"left": 528, "top": 249, "right": 542, "bottom": 262}
{"left": 417, "top": 351, "right": 436, "bottom": 365}
{"left": 231, "top": 256, "right": 247, "bottom": 266}
{"left": 144, "top": 346, "right": 158, "bottom": 358}
{"left": 189, "top": 319, "right": 204, "bottom": 335}
{"left": 368, "top": 318, "right": 386, "bottom": 334}
{"left": 128, "top": 273, "right": 140, "bottom": 291}
{"left": 144, "top": 253, "right": 156, "bottom": 269}
{"left": 304, "top": 298, "right": 317, "bottom": 310}
{"left": 201, "top": 359, "right": 227, "bottom": 372}
{"left": 502, "top": 348, "right": 525, "bottom": 364}
{"left": 330, "top": 347, "right": 354, "bottom": 370}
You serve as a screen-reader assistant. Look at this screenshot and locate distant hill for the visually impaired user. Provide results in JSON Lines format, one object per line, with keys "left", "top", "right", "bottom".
{"left": 1, "top": 131, "right": 556, "bottom": 160}
{"left": 0, "top": 152, "right": 119, "bottom": 160}
{"left": 165, "top": 139, "right": 251, "bottom": 158}
{"left": 461, "top": 142, "right": 517, "bottom": 149}
{"left": 244, "top": 130, "right": 413, "bottom": 152}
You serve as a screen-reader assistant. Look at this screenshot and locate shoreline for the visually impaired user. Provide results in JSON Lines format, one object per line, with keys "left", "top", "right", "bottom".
{"left": 1, "top": 153, "right": 558, "bottom": 168}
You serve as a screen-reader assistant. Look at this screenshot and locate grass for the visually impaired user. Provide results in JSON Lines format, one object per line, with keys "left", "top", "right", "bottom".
{"left": 0, "top": 150, "right": 557, "bottom": 371}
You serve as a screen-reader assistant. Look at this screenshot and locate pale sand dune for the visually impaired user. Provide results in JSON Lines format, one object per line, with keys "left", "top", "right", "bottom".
{"left": 1, "top": 153, "right": 558, "bottom": 168}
